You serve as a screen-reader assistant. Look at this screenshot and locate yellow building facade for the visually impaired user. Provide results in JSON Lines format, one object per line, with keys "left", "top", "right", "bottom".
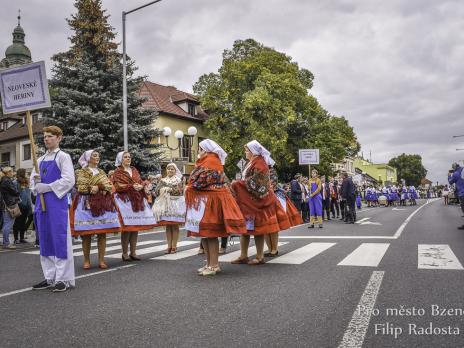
{"left": 140, "top": 81, "right": 208, "bottom": 174}
{"left": 354, "top": 157, "right": 398, "bottom": 185}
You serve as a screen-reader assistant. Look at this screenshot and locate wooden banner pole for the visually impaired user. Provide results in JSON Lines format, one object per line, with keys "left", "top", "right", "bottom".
{"left": 25, "top": 110, "right": 46, "bottom": 211}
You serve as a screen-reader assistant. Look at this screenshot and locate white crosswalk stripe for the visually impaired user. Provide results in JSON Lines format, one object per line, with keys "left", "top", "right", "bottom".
{"left": 151, "top": 246, "right": 201, "bottom": 260}
{"left": 23, "top": 239, "right": 163, "bottom": 256}
{"left": 338, "top": 243, "right": 390, "bottom": 267}
{"left": 23, "top": 238, "right": 123, "bottom": 255}
{"left": 106, "top": 241, "right": 198, "bottom": 258}
{"left": 74, "top": 240, "right": 164, "bottom": 257}
{"left": 418, "top": 244, "right": 464, "bottom": 270}
{"left": 268, "top": 242, "right": 335, "bottom": 264}
{"left": 219, "top": 242, "right": 288, "bottom": 262}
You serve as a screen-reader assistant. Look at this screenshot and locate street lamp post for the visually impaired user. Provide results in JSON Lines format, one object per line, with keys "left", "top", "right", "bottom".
{"left": 162, "top": 126, "right": 197, "bottom": 160}
{"left": 122, "top": 0, "right": 163, "bottom": 151}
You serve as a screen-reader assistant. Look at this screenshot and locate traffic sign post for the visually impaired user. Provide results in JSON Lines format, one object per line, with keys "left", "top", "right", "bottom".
{"left": 0, "top": 61, "right": 52, "bottom": 211}
{"left": 299, "top": 149, "right": 319, "bottom": 178}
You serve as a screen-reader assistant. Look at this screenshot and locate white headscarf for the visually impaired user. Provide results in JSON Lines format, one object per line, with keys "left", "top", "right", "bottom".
{"left": 166, "top": 162, "right": 183, "bottom": 180}
{"left": 246, "top": 140, "right": 275, "bottom": 167}
{"left": 78, "top": 149, "right": 95, "bottom": 168}
{"left": 199, "top": 139, "right": 227, "bottom": 165}
{"left": 115, "top": 151, "right": 126, "bottom": 167}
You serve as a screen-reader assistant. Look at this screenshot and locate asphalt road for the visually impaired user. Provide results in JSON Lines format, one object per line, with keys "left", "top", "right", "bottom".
{"left": 1, "top": 198, "right": 463, "bottom": 348}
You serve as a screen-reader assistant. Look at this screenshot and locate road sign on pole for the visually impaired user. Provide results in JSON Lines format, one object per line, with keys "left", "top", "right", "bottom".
{"left": 0, "top": 61, "right": 50, "bottom": 211}
{"left": 299, "top": 149, "right": 319, "bottom": 165}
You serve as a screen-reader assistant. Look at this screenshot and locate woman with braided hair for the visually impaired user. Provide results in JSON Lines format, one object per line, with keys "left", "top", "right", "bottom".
{"left": 70, "top": 150, "right": 121, "bottom": 269}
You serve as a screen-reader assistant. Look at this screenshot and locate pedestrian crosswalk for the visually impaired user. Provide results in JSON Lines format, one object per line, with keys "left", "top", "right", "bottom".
{"left": 20, "top": 240, "right": 464, "bottom": 270}
{"left": 338, "top": 243, "right": 390, "bottom": 267}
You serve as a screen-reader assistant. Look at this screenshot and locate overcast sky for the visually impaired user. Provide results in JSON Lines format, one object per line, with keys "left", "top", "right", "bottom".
{"left": 1, "top": 0, "right": 463, "bottom": 183}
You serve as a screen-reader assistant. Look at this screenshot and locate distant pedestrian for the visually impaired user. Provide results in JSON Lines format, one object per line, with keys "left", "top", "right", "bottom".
{"left": 307, "top": 169, "right": 323, "bottom": 228}
{"left": 442, "top": 184, "right": 450, "bottom": 205}
{"left": 448, "top": 163, "right": 464, "bottom": 230}
{"left": 1, "top": 167, "right": 21, "bottom": 250}
{"left": 13, "top": 168, "right": 33, "bottom": 244}
{"left": 341, "top": 172, "right": 356, "bottom": 224}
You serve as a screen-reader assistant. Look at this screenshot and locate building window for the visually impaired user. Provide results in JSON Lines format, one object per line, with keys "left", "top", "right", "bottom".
{"left": 187, "top": 103, "right": 196, "bottom": 116}
{"left": 1, "top": 152, "right": 10, "bottom": 165}
{"left": 182, "top": 135, "right": 193, "bottom": 162}
{"left": 23, "top": 144, "right": 31, "bottom": 161}
{"left": 2, "top": 122, "right": 8, "bottom": 131}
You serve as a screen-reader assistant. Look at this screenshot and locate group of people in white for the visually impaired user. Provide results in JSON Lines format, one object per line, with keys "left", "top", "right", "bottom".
{"left": 365, "top": 184, "right": 419, "bottom": 207}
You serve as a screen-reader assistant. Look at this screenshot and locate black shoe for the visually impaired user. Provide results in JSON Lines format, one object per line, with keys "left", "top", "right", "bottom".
{"left": 19, "top": 239, "right": 28, "bottom": 244}
{"left": 52, "top": 282, "right": 67, "bottom": 292}
{"left": 32, "top": 280, "right": 52, "bottom": 290}
{"left": 458, "top": 226, "right": 464, "bottom": 230}
{"left": 349, "top": 221, "right": 355, "bottom": 224}
{"left": 308, "top": 224, "right": 314, "bottom": 229}
{"left": 319, "top": 225, "right": 323, "bottom": 228}
{"left": 14, "top": 240, "right": 20, "bottom": 245}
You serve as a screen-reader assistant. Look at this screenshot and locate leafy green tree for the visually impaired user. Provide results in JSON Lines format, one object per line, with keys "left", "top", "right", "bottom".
{"left": 388, "top": 153, "right": 427, "bottom": 186}
{"left": 45, "top": 0, "right": 162, "bottom": 173}
{"left": 193, "top": 39, "right": 359, "bottom": 180}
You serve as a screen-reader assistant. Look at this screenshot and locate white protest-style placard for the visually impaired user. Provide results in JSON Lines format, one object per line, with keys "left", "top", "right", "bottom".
{"left": 0, "top": 61, "right": 51, "bottom": 114}
{"left": 299, "top": 149, "right": 319, "bottom": 165}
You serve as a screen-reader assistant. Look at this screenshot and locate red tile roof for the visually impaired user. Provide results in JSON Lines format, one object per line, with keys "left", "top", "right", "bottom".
{"left": 140, "top": 81, "right": 208, "bottom": 121}
{"left": 0, "top": 119, "right": 43, "bottom": 143}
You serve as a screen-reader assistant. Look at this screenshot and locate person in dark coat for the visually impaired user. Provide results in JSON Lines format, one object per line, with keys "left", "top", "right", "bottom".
{"left": 13, "top": 168, "right": 33, "bottom": 244}
{"left": 321, "top": 176, "right": 331, "bottom": 221}
{"left": 290, "top": 174, "right": 302, "bottom": 212}
{"left": 1, "top": 167, "right": 21, "bottom": 249}
{"left": 341, "top": 172, "right": 356, "bottom": 224}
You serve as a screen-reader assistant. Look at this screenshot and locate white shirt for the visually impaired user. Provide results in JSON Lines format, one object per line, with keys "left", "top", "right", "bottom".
{"left": 30, "top": 148, "right": 76, "bottom": 199}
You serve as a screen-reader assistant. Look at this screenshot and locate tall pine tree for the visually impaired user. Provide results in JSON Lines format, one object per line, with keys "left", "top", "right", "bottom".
{"left": 46, "top": 0, "right": 162, "bottom": 174}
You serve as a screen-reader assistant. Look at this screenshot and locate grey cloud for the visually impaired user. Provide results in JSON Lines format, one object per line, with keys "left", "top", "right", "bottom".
{"left": 1, "top": 0, "right": 463, "bottom": 183}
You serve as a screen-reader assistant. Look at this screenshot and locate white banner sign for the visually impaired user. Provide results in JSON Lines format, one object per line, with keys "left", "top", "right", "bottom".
{"left": 0, "top": 61, "right": 51, "bottom": 114}
{"left": 299, "top": 149, "right": 319, "bottom": 165}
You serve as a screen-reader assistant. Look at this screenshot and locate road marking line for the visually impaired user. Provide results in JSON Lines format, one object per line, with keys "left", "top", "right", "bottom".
{"left": 392, "top": 200, "right": 434, "bottom": 239}
{"left": 105, "top": 241, "right": 198, "bottom": 258}
{"left": 282, "top": 199, "right": 437, "bottom": 240}
{"left": 268, "top": 242, "right": 335, "bottom": 264}
{"left": 360, "top": 221, "right": 382, "bottom": 226}
{"left": 219, "top": 242, "right": 288, "bottom": 262}
{"left": 338, "top": 243, "right": 390, "bottom": 267}
{"left": 0, "top": 265, "right": 135, "bottom": 299}
{"left": 418, "top": 245, "right": 464, "bottom": 270}
{"left": 338, "top": 271, "right": 384, "bottom": 348}
{"left": 355, "top": 218, "right": 370, "bottom": 224}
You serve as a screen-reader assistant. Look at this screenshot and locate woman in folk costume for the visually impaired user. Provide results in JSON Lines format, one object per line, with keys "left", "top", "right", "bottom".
{"left": 185, "top": 139, "right": 246, "bottom": 276}
{"left": 152, "top": 162, "right": 185, "bottom": 254}
{"left": 308, "top": 169, "right": 323, "bottom": 228}
{"left": 113, "top": 151, "right": 157, "bottom": 261}
{"left": 265, "top": 167, "right": 303, "bottom": 257}
{"left": 70, "top": 150, "right": 121, "bottom": 270}
{"left": 409, "top": 185, "right": 418, "bottom": 205}
{"left": 230, "top": 140, "right": 290, "bottom": 265}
